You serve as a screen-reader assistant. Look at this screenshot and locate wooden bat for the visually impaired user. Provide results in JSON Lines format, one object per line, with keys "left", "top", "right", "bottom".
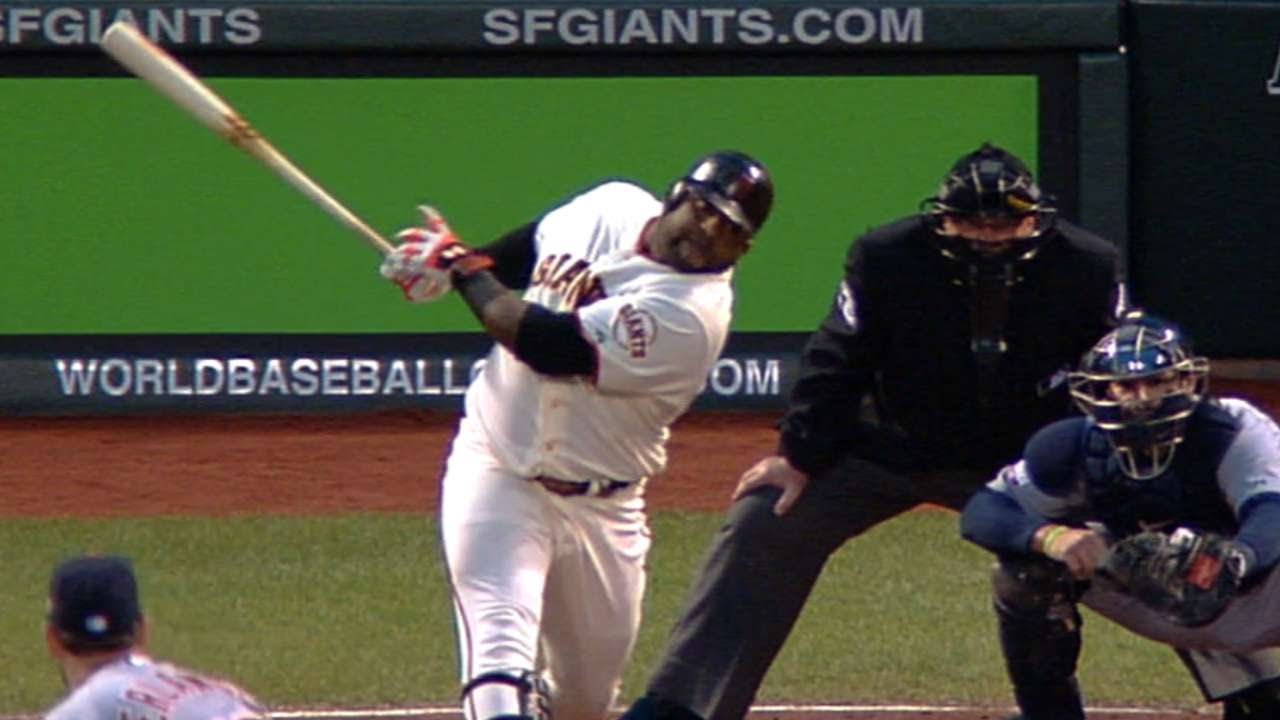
{"left": 99, "top": 21, "right": 393, "bottom": 256}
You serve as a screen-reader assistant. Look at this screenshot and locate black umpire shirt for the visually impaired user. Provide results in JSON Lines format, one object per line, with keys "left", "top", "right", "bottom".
{"left": 778, "top": 214, "right": 1121, "bottom": 478}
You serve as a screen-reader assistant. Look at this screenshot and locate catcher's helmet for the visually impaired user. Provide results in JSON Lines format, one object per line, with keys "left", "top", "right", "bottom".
{"left": 665, "top": 151, "right": 773, "bottom": 234}
{"left": 1068, "top": 310, "right": 1209, "bottom": 480}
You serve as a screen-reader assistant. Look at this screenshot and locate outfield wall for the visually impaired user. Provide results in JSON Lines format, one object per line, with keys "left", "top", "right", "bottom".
{"left": 0, "top": 0, "right": 1168, "bottom": 414}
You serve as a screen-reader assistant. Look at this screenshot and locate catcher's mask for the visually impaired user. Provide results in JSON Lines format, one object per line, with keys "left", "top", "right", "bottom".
{"left": 1069, "top": 310, "right": 1209, "bottom": 480}
{"left": 922, "top": 142, "right": 1056, "bottom": 265}
{"left": 665, "top": 151, "right": 774, "bottom": 235}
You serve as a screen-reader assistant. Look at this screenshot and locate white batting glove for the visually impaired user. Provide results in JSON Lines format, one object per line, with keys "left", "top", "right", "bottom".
{"left": 379, "top": 205, "right": 466, "bottom": 304}
{"left": 380, "top": 243, "right": 451, "bottom": 303}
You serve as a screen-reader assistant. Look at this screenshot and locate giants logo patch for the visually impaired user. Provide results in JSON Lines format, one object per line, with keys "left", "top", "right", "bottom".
{"left": 612, "top": 303, "right": 656, "bottom": 358}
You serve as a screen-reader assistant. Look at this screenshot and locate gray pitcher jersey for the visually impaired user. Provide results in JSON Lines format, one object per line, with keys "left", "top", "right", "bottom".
{"left": 45, "top": 653, "right": 267, "bottom": 720}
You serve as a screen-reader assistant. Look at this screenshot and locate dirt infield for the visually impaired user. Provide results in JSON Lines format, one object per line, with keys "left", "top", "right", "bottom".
{"left": 5, "top": 377, "right": 1280, "bottom": 719}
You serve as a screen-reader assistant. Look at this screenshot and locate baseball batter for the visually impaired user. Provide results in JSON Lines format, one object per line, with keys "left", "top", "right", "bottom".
{"left": 962, "top": 312, "right": 1280, "bottom": 719}
{"left": 378, "top": 151, "right": 774, "bottom": 720}
{"left": 44, "top": 555, "right": 268, "bottom": 720}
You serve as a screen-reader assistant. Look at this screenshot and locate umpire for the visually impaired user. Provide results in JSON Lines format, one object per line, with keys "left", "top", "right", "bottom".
{"left": 618, "top": 143, "right": 1280, "bottom": 720}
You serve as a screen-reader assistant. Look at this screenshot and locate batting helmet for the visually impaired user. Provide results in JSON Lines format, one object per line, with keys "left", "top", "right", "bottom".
{"left": 1068, "top": 310, "right": 1209, "bottom": 480}
{"left": 665, "top": 151, "right": 774, "bottom": 234}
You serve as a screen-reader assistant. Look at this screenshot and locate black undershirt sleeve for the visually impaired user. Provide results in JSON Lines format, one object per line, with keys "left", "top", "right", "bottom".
{"left": 514, "top": 305, "right": 599, "bottom": 377}
{"left": 476, "top": 222, "right": 538, "bottom": 289}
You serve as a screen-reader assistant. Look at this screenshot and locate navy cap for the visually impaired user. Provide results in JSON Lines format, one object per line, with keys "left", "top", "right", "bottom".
{"left": 48, "top": 555, "right": 142, "bottom": 648}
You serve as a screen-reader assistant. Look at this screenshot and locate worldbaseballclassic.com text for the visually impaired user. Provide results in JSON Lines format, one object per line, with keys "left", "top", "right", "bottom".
{"left": 51, "top": 356, "right": 782, "bottom": 397}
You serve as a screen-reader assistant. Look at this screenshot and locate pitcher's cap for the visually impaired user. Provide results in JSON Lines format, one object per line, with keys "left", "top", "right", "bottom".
{"left": 48, "top": 555, "right": 141, "bottom": 648}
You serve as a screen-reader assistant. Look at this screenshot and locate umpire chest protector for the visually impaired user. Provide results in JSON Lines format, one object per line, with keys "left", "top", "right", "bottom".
{"left": 853, "top": 216, "right": 1116, "bottom": 465}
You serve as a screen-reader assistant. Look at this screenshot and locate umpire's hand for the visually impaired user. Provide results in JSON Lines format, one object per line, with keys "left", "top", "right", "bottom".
{"left": 733, "top": 455, "right": 810, "bottom": 516}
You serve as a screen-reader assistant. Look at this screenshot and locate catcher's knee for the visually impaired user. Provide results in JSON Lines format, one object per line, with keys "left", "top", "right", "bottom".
{"left": 993, "top": 558, "right": 1081, "bottom": 610}
{"left": 461, "top": 671, "right": 552, "bottom": 720}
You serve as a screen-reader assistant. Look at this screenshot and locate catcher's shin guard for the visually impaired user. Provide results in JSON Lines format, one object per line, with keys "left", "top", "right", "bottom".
{"left": 992, "top": 560, "right": 1086, "bottom": 720}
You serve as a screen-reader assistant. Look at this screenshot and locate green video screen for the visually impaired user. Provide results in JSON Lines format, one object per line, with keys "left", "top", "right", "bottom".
{"left": 2, "top": 75, "right": 1036, "bottom": 333}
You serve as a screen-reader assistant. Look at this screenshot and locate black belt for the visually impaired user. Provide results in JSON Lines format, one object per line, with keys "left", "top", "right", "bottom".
{"left": 531, "top": 475, "right": 631, "bottom": 498}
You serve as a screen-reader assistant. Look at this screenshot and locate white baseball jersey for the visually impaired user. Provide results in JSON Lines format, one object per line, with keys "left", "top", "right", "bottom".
{"left": 45, "top": 652, "right": 267, "bottom": 720}
{"left": 465, "top": 180, "right": 734, "bottom": 484}
{"left": 441, "top": 179, "right": 738, "bottom": 720}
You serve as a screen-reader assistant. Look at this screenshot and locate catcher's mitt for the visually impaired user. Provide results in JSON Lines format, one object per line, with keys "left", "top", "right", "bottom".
{"left": 1102, "top": 528, "right": 1251, "bottom": 627}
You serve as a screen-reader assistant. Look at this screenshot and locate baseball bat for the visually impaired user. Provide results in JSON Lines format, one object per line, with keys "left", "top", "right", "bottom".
{"left": 99, "top": 21, "right": 393, "bottom": 256}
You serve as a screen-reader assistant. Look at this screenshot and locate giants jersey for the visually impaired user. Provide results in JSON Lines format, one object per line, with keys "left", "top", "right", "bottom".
{"left": 989, "top": 398, "right": 1280, "bottom": 537}
{"left": 45, "top": 653, "right": 267, "bottom": 720}
{"left": 465, "top": 181, "right": 734, "bottom": 483}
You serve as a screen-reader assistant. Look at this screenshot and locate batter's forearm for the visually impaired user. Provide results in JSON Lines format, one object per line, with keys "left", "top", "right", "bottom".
{"left": 453, "top": 270, "right": 527, "bottom": 350}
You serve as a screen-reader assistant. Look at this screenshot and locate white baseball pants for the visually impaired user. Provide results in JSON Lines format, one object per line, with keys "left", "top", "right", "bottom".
{"left": 441, "top": 416, "right": 651, "bottom": 720}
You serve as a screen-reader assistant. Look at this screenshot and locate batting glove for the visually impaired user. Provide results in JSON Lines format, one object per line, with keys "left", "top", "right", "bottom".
{"left": 380, "top": 205, "right": 494, "bottom": 303}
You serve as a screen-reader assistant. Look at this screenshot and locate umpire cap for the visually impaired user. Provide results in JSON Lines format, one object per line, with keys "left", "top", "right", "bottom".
{"left": 48, "top": 555, "right": 142, "bottom": 651}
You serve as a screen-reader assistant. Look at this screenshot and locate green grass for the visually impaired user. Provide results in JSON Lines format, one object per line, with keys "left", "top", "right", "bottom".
{"left": 0, "top": 511, "right": 1204, "bottom": 714}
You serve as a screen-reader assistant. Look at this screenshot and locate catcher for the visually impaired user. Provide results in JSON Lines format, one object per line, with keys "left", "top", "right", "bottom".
{"left": 961, "top": 310, "right": 1280, "bottom": 719}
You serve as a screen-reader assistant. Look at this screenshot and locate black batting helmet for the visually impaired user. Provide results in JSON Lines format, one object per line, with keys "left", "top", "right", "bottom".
{"left": 925, "top": 142, "right": 1054, "bottom": 221}
{"left": 1068, "top": 310, "right": 1209, "bottom": 480}
{"left": 665, "top": 151, "right": 774, "bottom": 234}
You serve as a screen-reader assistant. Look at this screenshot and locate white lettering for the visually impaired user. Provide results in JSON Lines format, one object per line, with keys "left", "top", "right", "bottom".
{"left": 744, "top": 359, "right": 781, "bottom": 395}
{"left": 560, "top": 8, "right": 598, "bottom": 44}
{"left": 195, "top": 359, "right": 224, "bottom": 395}
{"left": 738, "top": 8, "right": 773, "bottom": 44}
{"left": 8, "top": 8, "right": 40, "bottom": 43}
{"left": 881, "top": 7, "right": 922, "bottom": 43}
{"left": 135, "top": 359, "right": 164, "bottom": 395}
{"left": 478, "top": 6, "right": 922, "bottom": 47}
{"left": 259, "top": 359, "right": 289, "bottom": 394}
{"left": 523, "top": 8, "right": 556, "bottom": 43}
{"left": 793, "top": 8, "right": 829, "bottom": 44}
{"left": 45, "top": 8, "right": 84, "bottom": 44}
{"left": 224, "top": 8, "right": 260, "bottom": 44}
{"left": 482, "top": 8, "right": 520, "bottom": 45}
{"left": 0, "top": 6, "right": 262, "bottom": 46}
{"left": 351, "top": 359, "right": 381, "bottom": 395}
{"left": 702, "top": 8, "right": 734, "bottom": 44}
{"left": 833, "top": 8, "right": 875, "bottom": 44}
{"left": 384, "top": 360, "right": 414, "bottom": 395}
{"left": 167, "top": 359, "right": 192, "bottom": 395}
{"left": 618, "top": 9, "right": 658, "bottom": 44}
{"left": 661, "top": 8, "right": 697, "bottom": 44}
{"left": 151, "top": 8, "right": 185, "bottom": 43}
{"left": 54, "top": 359, "right": 97, "bottom": 395}
{"left": 321, "top": 359, "right": 349, "bottom": 395}
{"left": 100, "top": 359, "right": 131, "bottom": 397}
{"left": 709, "top": 359, "right": 743, "bottom": 395}
{"left": 291, "top": 358, "right": 319, "bottom": 395}
{"left": 227, "top": 358, "right": 256, "bottom": 395}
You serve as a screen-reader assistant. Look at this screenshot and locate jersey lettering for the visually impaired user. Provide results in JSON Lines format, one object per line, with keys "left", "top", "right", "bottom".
{"left": 530, "top": 253, "right": 606, "bottom": 309}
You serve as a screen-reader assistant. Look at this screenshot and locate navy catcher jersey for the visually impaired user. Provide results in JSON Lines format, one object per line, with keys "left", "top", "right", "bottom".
{"left": 968, "top": 398, "right": 1280, "bottom": 566}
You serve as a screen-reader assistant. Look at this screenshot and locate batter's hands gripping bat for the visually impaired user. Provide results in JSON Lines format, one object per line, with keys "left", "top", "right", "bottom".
{"left": 99, "top": 20, "right": 393, "bottom": 256}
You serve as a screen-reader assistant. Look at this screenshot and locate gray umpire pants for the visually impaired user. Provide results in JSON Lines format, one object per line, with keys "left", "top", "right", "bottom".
{"left": 643, "top": 454, "right": 1280, "bottom": 719}
{"left": 646, "top": 454, "right": 986, "bottom": 720}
